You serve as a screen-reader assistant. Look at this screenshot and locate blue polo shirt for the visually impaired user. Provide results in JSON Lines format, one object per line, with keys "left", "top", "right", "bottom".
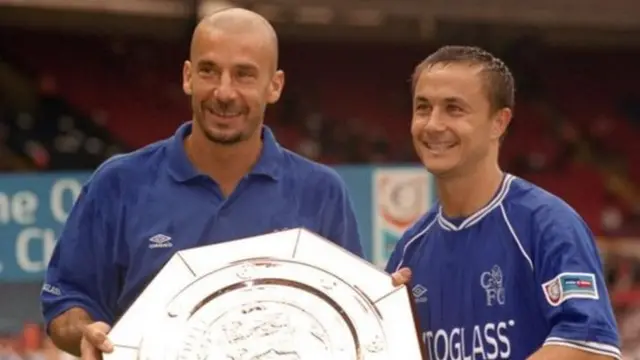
{"left": 386, "top": 175, "right": 620, "bottom": 359}
{"left": 40, "top": 122, "right": 363, "bottom": 329}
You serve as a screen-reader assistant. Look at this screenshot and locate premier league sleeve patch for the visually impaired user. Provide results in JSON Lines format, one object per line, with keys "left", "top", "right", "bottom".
{"left": 541, "top": 272, "right": 599, "bottom": 307}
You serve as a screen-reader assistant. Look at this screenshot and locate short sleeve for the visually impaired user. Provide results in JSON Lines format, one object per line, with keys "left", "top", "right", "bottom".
{"left": 533, "top": 206, "right": 621, "bottom": 359}
{"left": 41, "top": 181, "right": 120, "bottom": 331}
{"left": 385, "top": 214, "right": 436, "bottom": 274}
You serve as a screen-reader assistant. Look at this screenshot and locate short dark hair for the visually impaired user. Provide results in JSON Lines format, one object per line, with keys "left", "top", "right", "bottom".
{"left": 411, "top": 46, "right": 515, "bottom": 113}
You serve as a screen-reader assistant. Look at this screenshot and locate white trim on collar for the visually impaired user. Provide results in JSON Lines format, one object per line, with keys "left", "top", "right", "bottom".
{"left": 437, "top": 174, "right": 515, "bottom": 231}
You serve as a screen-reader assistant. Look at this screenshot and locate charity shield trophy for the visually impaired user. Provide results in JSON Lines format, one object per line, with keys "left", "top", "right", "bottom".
{"left": 103, "top": 228, "right": 427, "bottom": 359}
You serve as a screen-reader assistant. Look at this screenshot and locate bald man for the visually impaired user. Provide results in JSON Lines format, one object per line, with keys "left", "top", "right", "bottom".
{"left": 41, "top": 8, "right": 363, "bottom": 359}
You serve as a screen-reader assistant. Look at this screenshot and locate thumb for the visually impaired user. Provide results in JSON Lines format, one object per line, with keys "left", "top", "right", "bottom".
{"left": 84, "top": 322, "right": 113, "bottom": 353}
{"left": 391, "top": 267, "right": 412, "bottom": 287}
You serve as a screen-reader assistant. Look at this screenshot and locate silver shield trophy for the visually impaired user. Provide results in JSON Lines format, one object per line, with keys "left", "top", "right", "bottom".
{"left": 103, "top": 228, "right": 427, "bottom": 359}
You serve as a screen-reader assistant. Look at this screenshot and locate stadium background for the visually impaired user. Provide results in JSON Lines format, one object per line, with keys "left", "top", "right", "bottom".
{"left": 1, "top": 0, "right": 640, "bottom": 358}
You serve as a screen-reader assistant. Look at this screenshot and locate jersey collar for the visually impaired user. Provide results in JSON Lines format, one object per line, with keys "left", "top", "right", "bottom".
{"left": 437, "top": 173, "right": 515, "bottom": 231}
{"left": 167, "top": 121, "right": 284, "bottom": 183}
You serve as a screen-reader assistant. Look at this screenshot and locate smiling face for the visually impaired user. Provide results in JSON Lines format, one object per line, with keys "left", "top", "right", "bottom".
{"left": 411, "top": 60, "right": 512, "bottom": 178}
{"left": 182, "top": 12, "right": 284, "bottom": 145}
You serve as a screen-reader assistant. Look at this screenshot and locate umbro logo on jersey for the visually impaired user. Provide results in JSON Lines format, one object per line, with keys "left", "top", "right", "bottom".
{"left": 149, "top": 234, "right": 173, "bottom": 249}
{"left": 412, "top": 284, "right": 428, "bottom": 303}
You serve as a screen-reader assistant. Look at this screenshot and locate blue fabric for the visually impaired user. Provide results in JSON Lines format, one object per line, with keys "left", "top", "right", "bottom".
{"left": 41, "top": 122, "right": 363, "bottom": 329}
{"left": 386, "top": 174, "right": 620, "bottom": 359}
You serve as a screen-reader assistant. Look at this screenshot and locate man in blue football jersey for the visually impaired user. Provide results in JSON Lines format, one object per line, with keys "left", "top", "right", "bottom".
{"left": 387, "top": 46, "right": 621, "bottom": 359}
{"left": 41, "top": 8, "right": 363, "bottom": 360}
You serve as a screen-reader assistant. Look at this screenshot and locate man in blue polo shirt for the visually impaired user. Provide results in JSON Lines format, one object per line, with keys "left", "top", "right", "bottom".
{"left": 41, "top": 8, "right": 363, "bottom": 359}
{"left": 388, "top": 46, "right": 620, "bottom": 359}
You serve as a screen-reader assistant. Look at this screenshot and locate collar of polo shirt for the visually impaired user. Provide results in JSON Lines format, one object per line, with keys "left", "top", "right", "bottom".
{"left": 166, "top": 121, "right": 284, "bottom": 182}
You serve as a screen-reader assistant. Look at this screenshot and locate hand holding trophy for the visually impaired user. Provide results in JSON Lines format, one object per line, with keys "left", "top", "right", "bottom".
{"left": 102, "top": 228, "right": 426, "bottom": 359}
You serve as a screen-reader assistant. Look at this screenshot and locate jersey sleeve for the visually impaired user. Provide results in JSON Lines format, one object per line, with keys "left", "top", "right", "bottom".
{"left": 41, "top": 179, "right": 120, "bottom": 331}
{"left": 385, "top": 213, "right": 435, "bottom": 274}
{"left": 533, "top": 205, "right": 621, "bottom": 359}
{"left": 318, "top": 171, "right": 364, "bottom": 258}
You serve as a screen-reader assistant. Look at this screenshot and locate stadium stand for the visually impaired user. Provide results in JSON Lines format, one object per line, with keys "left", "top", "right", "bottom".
{"left": 1, "top": 29, "right": 639, "bottom": 235}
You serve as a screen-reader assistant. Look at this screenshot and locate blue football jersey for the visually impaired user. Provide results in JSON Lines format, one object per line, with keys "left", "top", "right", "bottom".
{"left": 386, "top": 174, "right": 621, "bottom": 360}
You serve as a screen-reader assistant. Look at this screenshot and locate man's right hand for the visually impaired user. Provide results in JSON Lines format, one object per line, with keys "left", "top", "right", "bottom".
{"left": 391, "top": 267, "right": 412, "bottom": 287}
{"left": 80, "top": 322, "right": 113, "bottom": 360}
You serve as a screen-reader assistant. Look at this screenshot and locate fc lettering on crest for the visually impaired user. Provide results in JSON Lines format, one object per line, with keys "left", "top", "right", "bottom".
{"left": 480, "top": 265, "right": 505, "bottom": 306}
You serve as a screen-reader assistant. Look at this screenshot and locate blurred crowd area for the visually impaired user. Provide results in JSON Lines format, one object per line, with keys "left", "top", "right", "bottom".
{"left": 1, "top": 31, "right": 640, "bottom": 236}
{"left": 1, "top": 6, "right": 640, "bottom": 359}
{"left": 0, "top": 324, "right": 74, "bottom": 360}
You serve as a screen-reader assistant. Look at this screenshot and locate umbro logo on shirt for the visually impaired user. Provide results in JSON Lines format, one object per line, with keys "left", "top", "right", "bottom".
{"left": 148, "top": 234, "right": 173, "bottom": 249}
{"left": 412, "top": 284, "right": 428, "bottom": 303}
